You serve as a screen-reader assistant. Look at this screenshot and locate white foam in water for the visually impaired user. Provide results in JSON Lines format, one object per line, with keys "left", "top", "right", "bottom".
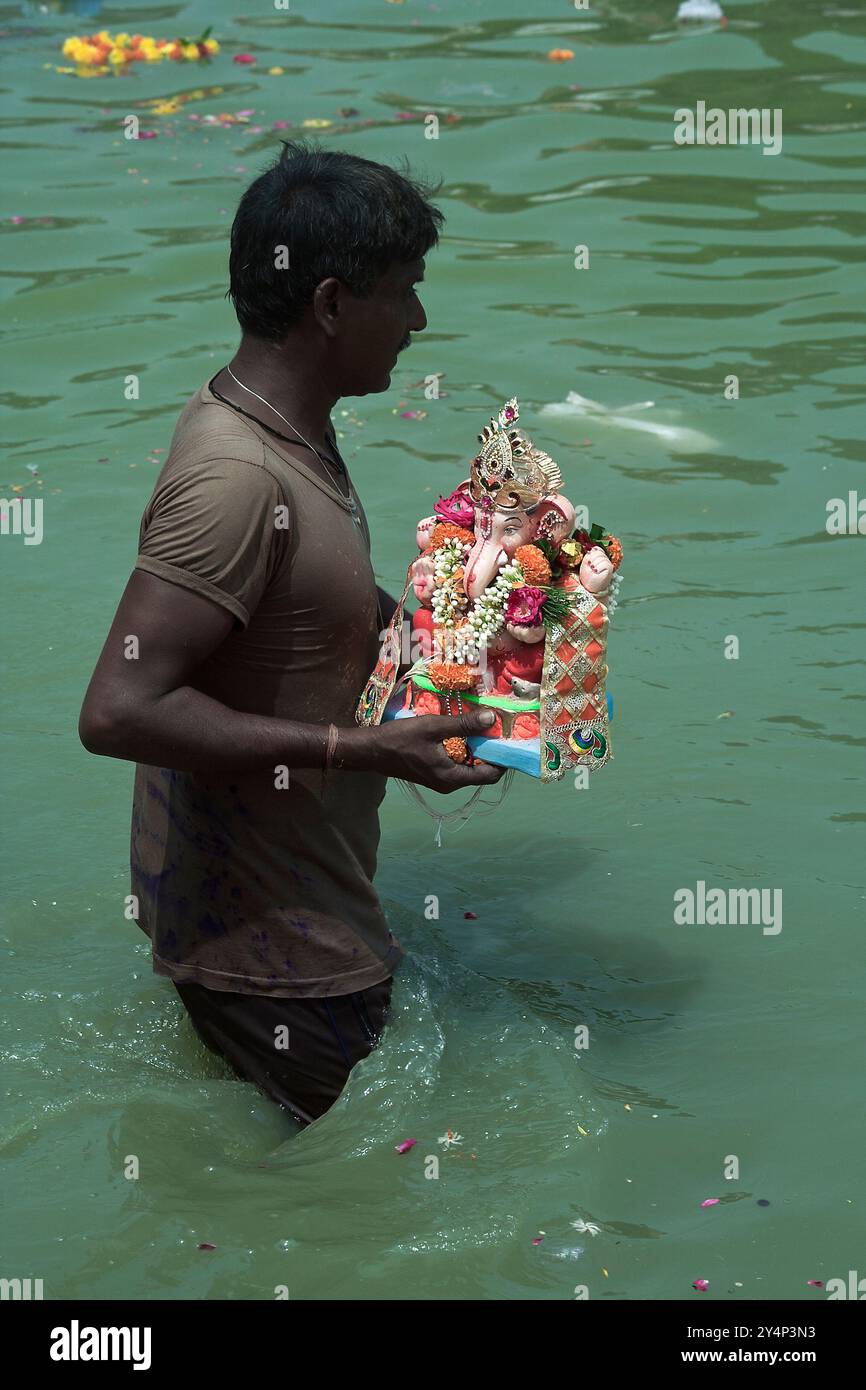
{"left": 676, "top": 0, "right": 724, "bottom": 20}
{"left": 540, "top": 391, "right": 718, "bottom": 452}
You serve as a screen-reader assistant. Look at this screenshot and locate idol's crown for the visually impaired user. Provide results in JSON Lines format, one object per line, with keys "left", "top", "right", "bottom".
{"left": 469, "top": 397, "right": 563, "bottom": 511}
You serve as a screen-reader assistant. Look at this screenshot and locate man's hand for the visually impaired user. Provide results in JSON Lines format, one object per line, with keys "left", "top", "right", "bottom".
{"left": 339, "top": 709, "right": 506, "bottom": 792}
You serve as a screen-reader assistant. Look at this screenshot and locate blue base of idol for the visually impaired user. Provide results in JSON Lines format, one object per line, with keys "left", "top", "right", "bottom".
{"left": 381, "top": 691, "right": 613, "bottom": 779}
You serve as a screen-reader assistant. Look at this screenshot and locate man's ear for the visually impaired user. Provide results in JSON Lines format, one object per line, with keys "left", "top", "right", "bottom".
{"left": 312, "top": 276, "right": 343, "bottom": 338}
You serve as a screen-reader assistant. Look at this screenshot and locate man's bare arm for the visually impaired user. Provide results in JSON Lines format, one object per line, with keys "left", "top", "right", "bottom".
{"left": 79, "top": 570, "right": 503, "bottom": 791}
{"left": 79, "top": 571, "right": 337, "bottom": 772}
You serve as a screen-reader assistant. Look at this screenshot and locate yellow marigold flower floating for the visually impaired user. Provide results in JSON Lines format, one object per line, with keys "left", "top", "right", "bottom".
{"left": 60, "top": 27, "right": 219, "bottom": 76}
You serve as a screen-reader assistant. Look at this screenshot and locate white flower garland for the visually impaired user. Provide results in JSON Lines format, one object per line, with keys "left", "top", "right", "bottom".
{"left": 430, "top": 537, "right": 465, "bottom": 629}
{"left": 429, "top": 535, "right": 525, "bottom": 646}
{"left": 467, "top": 560, "right": 523, "bottom": 642}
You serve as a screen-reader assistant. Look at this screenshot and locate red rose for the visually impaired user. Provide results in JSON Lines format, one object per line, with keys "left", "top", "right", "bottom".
{"left": 434, "top": 488, "right": 475, "bottom": 527}
{"left": 504, "top": 586, "right": 546, "bottom": 626}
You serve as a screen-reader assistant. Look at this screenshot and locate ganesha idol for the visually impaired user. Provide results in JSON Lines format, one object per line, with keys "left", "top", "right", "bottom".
{"left": 355, "top": 398, "right": 623, "bottom": 781}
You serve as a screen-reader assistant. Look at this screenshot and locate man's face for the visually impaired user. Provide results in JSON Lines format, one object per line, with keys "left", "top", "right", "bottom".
{"left": 335, "top": 258, "right": 428, "bottom": 395}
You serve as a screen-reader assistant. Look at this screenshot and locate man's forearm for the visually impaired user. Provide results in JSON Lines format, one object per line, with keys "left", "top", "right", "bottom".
{"left": 80, "top": 682, "right": 373, "bottom": 775}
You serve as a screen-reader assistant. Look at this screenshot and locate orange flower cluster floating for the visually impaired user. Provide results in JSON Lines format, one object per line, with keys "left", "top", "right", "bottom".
{"left": 61, "top": 28, "right": 219, "bottom": 75}
{"left": 547, "top": 49, "right": 575, "bottom": 61}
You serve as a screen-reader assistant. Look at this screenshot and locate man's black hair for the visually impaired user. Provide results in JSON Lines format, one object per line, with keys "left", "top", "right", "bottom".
{"left": 228, "top": 140, "right": 444, "bottom": 341}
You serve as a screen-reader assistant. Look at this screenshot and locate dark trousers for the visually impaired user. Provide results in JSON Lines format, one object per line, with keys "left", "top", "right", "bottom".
{"left": 174, "top": 976, "right": 393, "bottom": 1127}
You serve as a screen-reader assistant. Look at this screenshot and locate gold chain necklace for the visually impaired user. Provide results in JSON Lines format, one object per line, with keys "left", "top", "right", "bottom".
{"left": 224, "top": 365, "right": 362, "bottom": 528}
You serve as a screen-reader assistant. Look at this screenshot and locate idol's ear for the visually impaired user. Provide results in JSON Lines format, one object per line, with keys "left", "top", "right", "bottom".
{"left": 532, "top": 495, "right": 575, "bottom": 545}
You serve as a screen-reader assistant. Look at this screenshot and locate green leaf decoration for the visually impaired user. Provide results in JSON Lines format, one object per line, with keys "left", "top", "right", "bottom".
{"left": 534, "top": 538, "right": 560, "bottom": 565}
{"left": 539, "top": 584, "right": 574, "bottom": 630}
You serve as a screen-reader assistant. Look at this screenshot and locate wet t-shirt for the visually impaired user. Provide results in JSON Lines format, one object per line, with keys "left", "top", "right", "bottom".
{"left": 130, "top": 378, "right": 404, "bottom": 998}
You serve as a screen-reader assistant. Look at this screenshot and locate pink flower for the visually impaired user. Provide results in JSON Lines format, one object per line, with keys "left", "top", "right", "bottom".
{"left": 692, "top": 1278, "right": 709, "bottom": 1292}
{"left": 395, "top": 1139, "right": 417, "bottom": 1154}
{"left": 700, "top": 1198, "right": 720, "bottom": 1207}
{"left": 434, "top": 487, "right": 475, "bottom": 527}
{"left": 505, "top": 586, "right": 546, "bottom": 627}
{"left": 234, "top": 54, "right": 256, "bottom": 65}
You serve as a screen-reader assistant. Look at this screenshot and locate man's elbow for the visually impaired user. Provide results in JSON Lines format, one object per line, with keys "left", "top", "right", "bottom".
{"left": 78, "top": 696, "right": 131, "bottom": 758}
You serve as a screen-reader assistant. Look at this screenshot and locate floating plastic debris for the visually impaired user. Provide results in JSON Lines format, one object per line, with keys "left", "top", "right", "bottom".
{"left": 571, "top": 1219, "right": 601, "bottom": 1236}
{"left": 437, "top": 1129, "right": 462, "bottom": 1149}
{"left": 540, "top": 392, "right": 718, "bottom": 453}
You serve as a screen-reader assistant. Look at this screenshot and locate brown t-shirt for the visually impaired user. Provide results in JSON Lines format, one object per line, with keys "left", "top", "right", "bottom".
{"left": 130, "top": 378, "right": 405, "bottom": 998}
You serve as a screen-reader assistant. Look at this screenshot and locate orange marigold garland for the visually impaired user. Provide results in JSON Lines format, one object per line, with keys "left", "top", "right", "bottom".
{"left": 426, "top": 659, "right": 477, "bottom": 692}
{"left": 570, "top": 525, "right": 624, "bottom": 572}
{"left": 606, "top": 535, "right": 623, "bottom": 571}
{"left": 425, "top": 522, "right": 475, "bottom": 553}
{"left": 514, "top": 544, "right": 552, "bottom": 586}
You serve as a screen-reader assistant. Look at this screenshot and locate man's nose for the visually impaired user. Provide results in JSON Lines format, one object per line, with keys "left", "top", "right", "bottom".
{"left": 409, "top": 299, "right": 427, "bottom": 333}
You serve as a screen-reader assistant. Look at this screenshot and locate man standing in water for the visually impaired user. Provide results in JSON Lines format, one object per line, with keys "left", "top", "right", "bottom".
{"left": 79, "top": 142, "right": 501, "bottom": 1126}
